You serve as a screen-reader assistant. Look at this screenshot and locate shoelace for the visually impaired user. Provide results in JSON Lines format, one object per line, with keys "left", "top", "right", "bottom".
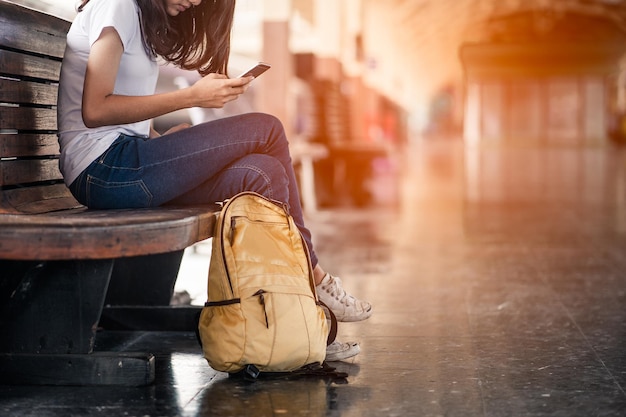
{"left": 324, "top": 276, "right": 358, "bottom": 306}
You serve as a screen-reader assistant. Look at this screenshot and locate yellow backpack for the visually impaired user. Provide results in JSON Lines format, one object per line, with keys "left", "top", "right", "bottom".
{"left": 198, "top": 192, "right": 333, "bottom": 378}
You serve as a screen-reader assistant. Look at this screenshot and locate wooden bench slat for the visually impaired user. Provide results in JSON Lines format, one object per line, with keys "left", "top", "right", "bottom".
{"left": 0, "top": 183, "right": 79, "bottom": 214}
{"left": 0, "top": 158, "right": 62, "bottom": 186}
{"left": 0, "top": 78, "right": 58, "bottom": 106}
{"left": 0, "top": 49, "right": 63, "bottom": 82}
{"left": 0, "top": 133, "right": 59, "bottom": 158}
{"left": 0, "top": 206, "right": 217, "bottom": 260}
{"left": 0, "top": 2, "right": 69, "bottom": 59}
{"left": 0, "top": 106, "right": 57, "bottom": 131}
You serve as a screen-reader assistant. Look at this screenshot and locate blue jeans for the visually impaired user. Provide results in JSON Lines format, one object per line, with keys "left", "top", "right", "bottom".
{"left": 69, "top": 113, "right": 318, "bottom": 267}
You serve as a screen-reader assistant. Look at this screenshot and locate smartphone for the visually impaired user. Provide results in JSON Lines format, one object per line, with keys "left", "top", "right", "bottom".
{"left": 238, "top": 62, "right": 271, "bottom": 79}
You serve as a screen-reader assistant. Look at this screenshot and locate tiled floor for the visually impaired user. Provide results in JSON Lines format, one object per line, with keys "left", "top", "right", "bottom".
{"left": 1, "top": 139, "right": 625, "bottom": 416}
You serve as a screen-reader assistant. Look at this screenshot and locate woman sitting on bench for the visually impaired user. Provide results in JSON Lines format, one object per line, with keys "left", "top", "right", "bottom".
{"left": 57, "top": 0, "right": 372, "bottom": 361}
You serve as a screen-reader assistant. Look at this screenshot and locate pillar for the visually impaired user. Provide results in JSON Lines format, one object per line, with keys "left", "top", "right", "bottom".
{"left": 259, "top": 0, "right": 292, "bottom": 136}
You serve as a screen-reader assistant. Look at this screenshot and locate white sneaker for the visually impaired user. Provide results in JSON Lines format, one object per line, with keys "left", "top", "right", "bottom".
{"left": 325, "top": 340, "right": 360, "bottom": 361}
{"left": 317, "top": 274, "right": 372, "bottom": 322}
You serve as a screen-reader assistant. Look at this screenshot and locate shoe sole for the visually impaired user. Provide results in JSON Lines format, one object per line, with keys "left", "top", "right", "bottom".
{"left": 335, "top": 307, "right": 373, "bottom": 322}
{"left": 326, "top": 342, "right": 361, "bottom": 361}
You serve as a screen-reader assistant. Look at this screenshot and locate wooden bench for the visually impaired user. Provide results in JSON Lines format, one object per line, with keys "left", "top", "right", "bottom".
{"left": 0, "top": 1, "right": 217, "bottom": 386}
{"left": 309, "top": 79, "right": 395, "bottom": 207}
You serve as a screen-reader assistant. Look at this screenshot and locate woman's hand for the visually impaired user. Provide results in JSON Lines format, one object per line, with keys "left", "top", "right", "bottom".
{"left": 190, "top": 74, "right": 252, "bottom": 109}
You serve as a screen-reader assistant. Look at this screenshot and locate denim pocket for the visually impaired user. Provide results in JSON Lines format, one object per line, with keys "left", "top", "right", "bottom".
{"left": 86, "top": 175, "right": 153, "bottom": 209}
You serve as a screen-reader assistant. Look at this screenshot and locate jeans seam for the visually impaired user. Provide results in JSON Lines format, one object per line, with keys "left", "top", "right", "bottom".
{"left": 86, "top": 175, "right": 153, "bottom": 207}
{"left": 98, "top": 135, "right": 142, "bottom": 170}
{"left": 98, "top": 164, "right": 142, "bottom": 171}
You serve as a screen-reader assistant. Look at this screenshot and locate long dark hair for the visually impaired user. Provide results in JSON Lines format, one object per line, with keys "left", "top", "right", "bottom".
{"left": 77, "top": 0, "right": 235, "bottom": 76}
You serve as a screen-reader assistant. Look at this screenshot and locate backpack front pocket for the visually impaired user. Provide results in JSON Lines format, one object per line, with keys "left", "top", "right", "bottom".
{"left": 198, "top": 301, "right": 246, "bottom": 373}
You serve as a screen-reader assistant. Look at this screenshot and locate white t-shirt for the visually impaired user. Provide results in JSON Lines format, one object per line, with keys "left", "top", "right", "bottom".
{"left": 57, "top": 0, "right": 158, "bottom": 186}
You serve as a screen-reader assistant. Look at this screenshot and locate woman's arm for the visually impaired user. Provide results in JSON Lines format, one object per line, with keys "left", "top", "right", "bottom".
{"left": 82, "top": 27, "right": 251, "bottom": 128}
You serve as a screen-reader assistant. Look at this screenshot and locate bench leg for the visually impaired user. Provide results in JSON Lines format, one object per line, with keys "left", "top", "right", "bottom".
{"left": 298, "top": 155, "right": 318, "bottom": 213}
{"left": 99, "top": 251, "right": 203, "bottom": 332}
{"left": 0, "top": 260, "right": 155, "bottom": 386}
{"left": 105, "top": 251, "right": 185, "bottom": 306}
{"left": 0, "top": 259, "right": 112, "bottom": 354}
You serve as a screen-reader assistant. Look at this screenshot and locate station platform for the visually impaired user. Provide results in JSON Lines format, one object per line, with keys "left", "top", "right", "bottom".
{"left": 1, "top": 138, "right": 624, "bottom": 416}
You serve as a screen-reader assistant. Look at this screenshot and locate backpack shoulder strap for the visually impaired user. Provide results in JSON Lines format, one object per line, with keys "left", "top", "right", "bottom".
{"left": 320, "top": 300, "right": 338, "bottom": 346}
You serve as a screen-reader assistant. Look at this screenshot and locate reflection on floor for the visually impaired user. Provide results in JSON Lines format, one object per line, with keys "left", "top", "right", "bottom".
{"left": 1, "top": 139, "right": 625, "bottom": 416}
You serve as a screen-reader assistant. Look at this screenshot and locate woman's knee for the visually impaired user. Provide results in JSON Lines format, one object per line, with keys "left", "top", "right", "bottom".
{"left": 244, "top": 112, "right": 289, "bottom": 145}
{"left": 228, "top": 154, "right": 288, "bottom": 200}
{"left": 245, "top": 112, "right": 283, "bottom": 130}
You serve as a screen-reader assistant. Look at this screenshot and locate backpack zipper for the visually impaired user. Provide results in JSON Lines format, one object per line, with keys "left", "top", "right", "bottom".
{"left": 254, "top": 289, "right": 269, "bottom": 328}
{"left": 219, "top": 200, "right": 236, "bottom": 297}
{"left": 229, "top": 217, "right": 237, "bottom": 246}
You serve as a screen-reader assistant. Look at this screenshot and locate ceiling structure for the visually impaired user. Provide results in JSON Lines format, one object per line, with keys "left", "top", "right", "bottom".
{"left": 362, "top": 0, "right": 626, "bottom": 114}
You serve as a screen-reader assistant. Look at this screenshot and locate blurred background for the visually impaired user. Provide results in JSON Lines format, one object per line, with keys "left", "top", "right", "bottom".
{"left": 22, "top": 0, "right": 626, "bottom": 208}
{"left": 216, "top": 0, "right": 626, "bottom": 153}
{"left": 14, "top": 0, "right": 626, "bottom": 303}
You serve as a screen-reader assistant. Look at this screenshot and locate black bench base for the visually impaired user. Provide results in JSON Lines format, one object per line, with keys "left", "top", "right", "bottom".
{"left": 0, "top": 253, "right": 201, "bottom": 386}
{"left": 0, "top": 352, "right": 155, "bottom": 386}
